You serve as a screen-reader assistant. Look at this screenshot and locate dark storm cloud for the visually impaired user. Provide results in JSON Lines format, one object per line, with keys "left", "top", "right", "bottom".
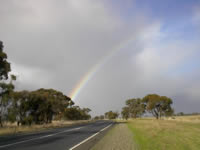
{"left": 0, "top": 0, "right": 199, "bottom": 116}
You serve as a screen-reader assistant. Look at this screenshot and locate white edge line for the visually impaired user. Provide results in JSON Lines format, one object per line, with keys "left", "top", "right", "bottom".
{"left": 69, "top": 124, "right": 112, "bottom": 150}
{"left": 0, "top": 127, "right": 83, "bottom": 148}
{"left": 100, "top": 124, "right": 112, "bottom": 132}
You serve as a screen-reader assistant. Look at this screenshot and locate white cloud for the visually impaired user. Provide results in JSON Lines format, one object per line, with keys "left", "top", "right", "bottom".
{"left": 0, "top": 0, "right": 200, "bottom": 115}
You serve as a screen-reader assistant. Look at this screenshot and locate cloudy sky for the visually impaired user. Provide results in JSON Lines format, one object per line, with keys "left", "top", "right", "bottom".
{"left": 0, "top": 0, "right": 200, "bottom": 116}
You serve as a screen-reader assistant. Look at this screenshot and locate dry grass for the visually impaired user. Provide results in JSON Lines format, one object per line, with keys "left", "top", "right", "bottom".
{"left": 91, "top": 116, "right": 200, "bottom": 150}
{"left": 167, "top": 115, "right": 200, "bottom": 123}
{"left": 0, "top": 120, "right": 92, "bottom": 136}
{"left": 128, "top": 116, "right": 200, "bottom": 150}
{"left": 91, "top": 122, "right": 136, "bottom": 150}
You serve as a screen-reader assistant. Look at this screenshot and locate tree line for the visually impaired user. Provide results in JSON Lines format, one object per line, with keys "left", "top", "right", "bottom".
{"left": 0, "top": 41, "right": 91, "bottom": 127}
{"left": 121, "top": 94, "right": 174, "bottom": 120}
{"left": 100, "top": 94, "right": 173, "bottom": 120}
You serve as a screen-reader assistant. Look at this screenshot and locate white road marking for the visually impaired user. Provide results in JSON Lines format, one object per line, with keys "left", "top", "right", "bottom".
{"left": 0, "top": 127, "right": 83, "bottom": 148}
{"left": 69, "top": 124, "right": 112, "bottom": 150}
{"left": 100, "top": 124, "right": 112, "bottom": 132}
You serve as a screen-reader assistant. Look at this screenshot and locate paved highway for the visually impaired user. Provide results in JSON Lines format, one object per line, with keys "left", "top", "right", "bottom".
{"left": 0, "top": 120, "right": 113, "bottom": 150}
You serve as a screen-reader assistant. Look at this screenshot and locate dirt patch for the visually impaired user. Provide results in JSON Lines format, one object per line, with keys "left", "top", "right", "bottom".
{"left": 91, "top": 122, "right": 136, "bottom": 150}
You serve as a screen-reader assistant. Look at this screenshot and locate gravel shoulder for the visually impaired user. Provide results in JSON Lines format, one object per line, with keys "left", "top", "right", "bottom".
{"left": 91, "top": 122, "right": 136, "bottom": 150}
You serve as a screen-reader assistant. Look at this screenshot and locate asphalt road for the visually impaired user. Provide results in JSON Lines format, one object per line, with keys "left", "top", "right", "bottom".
{"left": 0, "top": 120, "right": 113, "bottom": 150}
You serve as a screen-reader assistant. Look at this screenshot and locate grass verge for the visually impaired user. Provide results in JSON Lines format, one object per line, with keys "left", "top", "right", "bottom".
{"left": 91, "top": 122, "right": 136, "bottom": 150}
{"left": 0, "top": 120, "right": 92, "bottom": 136}
{"left": 128, "top": 117, "right": 200, "bottom": 150}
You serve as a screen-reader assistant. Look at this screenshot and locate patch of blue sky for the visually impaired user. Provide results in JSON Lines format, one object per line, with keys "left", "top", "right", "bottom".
{"left": 133, "top": 0, "right": 199, "bottom": 19}
{"left": 106, "top": 0, "right": 200, "bottom": 77}
{"left": 107, "top": 0, "right": 200, "bottom": 23}
{"left": 161, "top": 21, "right": 199, "bottom": 42}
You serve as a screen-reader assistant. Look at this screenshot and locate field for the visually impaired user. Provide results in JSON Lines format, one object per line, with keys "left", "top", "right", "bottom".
{"left": 128, "top": 115, "right": 200, "bottom": 150}
{"left": 92, "top": 115, "right": 200, "bottom": 150}
{"left": 0, "top": 120, "right": 92, "bottom": 136}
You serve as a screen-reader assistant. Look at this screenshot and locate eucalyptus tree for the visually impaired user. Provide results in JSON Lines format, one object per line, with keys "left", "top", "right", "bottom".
{"left": 143, "top": 94, "right": 173, "bottom": 119}
{"left": 29, "top": 88, "right": 72, "bottom": 124}
{"left": 125, "top": 98, "right": 145, "bottom": 118}
{"left": 64, "top": 106, "right": 91, "bottom": 120}
{"left": 121, "top": 107, "right": 129, "bottom": 120}
{"left": 0, "top": 41, "right": 16, "bottom": 127}
{"left": 105, "top": 111, "right": 119, "bottom": 119}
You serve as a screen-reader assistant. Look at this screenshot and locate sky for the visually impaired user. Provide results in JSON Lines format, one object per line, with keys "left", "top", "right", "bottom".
{"left": 0, "top": 0, "right": 200, "bottom": 116}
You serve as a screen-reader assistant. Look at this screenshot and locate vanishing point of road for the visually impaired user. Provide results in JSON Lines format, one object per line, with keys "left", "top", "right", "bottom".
{"left": 0, "top": 120, "right": 113, "bottom": 150}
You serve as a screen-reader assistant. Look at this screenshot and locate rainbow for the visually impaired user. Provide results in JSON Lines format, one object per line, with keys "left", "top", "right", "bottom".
{"left": 69, "top": 35, "right": 137, "bottom": 101}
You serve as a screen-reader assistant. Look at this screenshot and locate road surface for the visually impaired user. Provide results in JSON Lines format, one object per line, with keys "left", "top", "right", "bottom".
{"left": 0, "top": 120, "right": 113, "bottom": 150}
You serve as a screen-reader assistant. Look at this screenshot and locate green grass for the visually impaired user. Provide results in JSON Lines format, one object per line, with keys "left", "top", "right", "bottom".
{"left": 127, "top": 117, "right": 200, "bottom": 150}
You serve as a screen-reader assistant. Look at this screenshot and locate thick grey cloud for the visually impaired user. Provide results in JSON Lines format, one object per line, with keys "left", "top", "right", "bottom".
{"left": 0, "top": 0, "right": 199, "bottom": 116}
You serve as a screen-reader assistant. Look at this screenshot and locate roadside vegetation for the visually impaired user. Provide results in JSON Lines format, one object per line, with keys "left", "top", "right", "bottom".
{"left": 92, "top": 116, "right": 200, "bottom": 150}
{"left": 104, "top": 111, "right": 119, "bottom": 120}
{"left": 0, "top": 120, "right": 92, "bottom": 136}
{"left": 99, "top": 96, "right": 200, "bottom": 150}
{"left": 128, "top": 116, "right": 200, "bottom": 150}
{"left": 92, "top": 122, "right": 136, "bottom": 150}
{"left": 0, "top": 41, "right": 91, "bottom": 135}
{"left": 121, "top": 94, "right": 174, "bottom": 120}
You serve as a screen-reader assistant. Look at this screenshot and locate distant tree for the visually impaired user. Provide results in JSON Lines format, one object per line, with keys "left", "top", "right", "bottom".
{"left": 125, "top": 98, "right": 145, "bottom": 118}
{"left": 165, "top": 108, "right": 174, "bottom": 117}
{"left": 64, "top": 106, "right": 91, "bottom": 120}
{"left": 30, "top": 89, "right": 72, "bottom": 124}
{"left": 0, "top": 41, "right": 11, "bottom": 80}
{"left": 0, "top": 41, "right": 16, "bottom": 127}
{"left": 99, "top": 115, "right": 104, "bottom": 120}
{"left": 121, "top": 107, "right": 129, "bottom": 120}
{"left": 10, "top": 89, "right": 73, "bottom": 125}
{"left": 94, "top": 115, "right": 104, "bottom": 120}
{"left": 105, "top": 111, "right": 119, "bottom": 120}
{"left": 9, "top": 91, "right": 32, "bottom": 126}
{"left": 80, "top": 108, "right": 91, "bottom": 120}
{"left": 94, "top": 116, "right": 100, "bottom": 120}
{"left": 142, "top": 94, "right": 173, "bottom": 119}
{"left": 0, "top": 78, "right": 16, "bottom": 126}
{"left": 176, "top": 112, "right": 184, "bottom": 116}
{"left": 64, "top": 107, "right": 81, "bottom": 120}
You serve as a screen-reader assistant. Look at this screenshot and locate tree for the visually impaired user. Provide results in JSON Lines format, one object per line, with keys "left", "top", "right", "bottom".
{"left": 0, "top": 41, "right": 11, "bottom": 80}
{"left": 64, "top": 107, "right": 81, "bottom": 120}
{"left": 94, "top": 115, "right": 104, "bottom": 120}
{"left": 94, "top": 116, "right": 100, "bottom": 120}
{"left": 0, "top": 79, "right": 16, "bottom": 126}
{"left": 99, "top": 115, "right": 104, "bottom": 120}
{"left": 105, "top": 111, "right": 119, "bottom": 120}
{"left": 10, "top": 91, "right": 32, "bottom": 126}
{"left": 29, "top": 89, "right": 72, "bottom": 124}
{"left": 125, "top": 98, "right": 145, "bottom": 118}
{"left": 10, "top": 88, "right": 73, "bottom": 125}
{"left": 0, "top": 41, "right": 15, "bottom": 127}
{"left": 8, "top": 91, "right": 31, "bottom": 125}
{"left": 64, "top": 106, "right": 91, "bottom": 120}
{"left": 121, "top": 107, "right": 129, "bottom": 120}
{"left": 80, "top": 108, "right": 91, "bottom": 120}
{"left": 143, "top": 94, "right": 173, "bottom": 119}
{"left": 177, "top": 112, "right": 184, "bottom": 116}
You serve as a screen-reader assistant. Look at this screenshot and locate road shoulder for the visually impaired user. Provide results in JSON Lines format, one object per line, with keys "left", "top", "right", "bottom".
{"left": 91, "top": 122, "right": 136, "bottom": 150}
